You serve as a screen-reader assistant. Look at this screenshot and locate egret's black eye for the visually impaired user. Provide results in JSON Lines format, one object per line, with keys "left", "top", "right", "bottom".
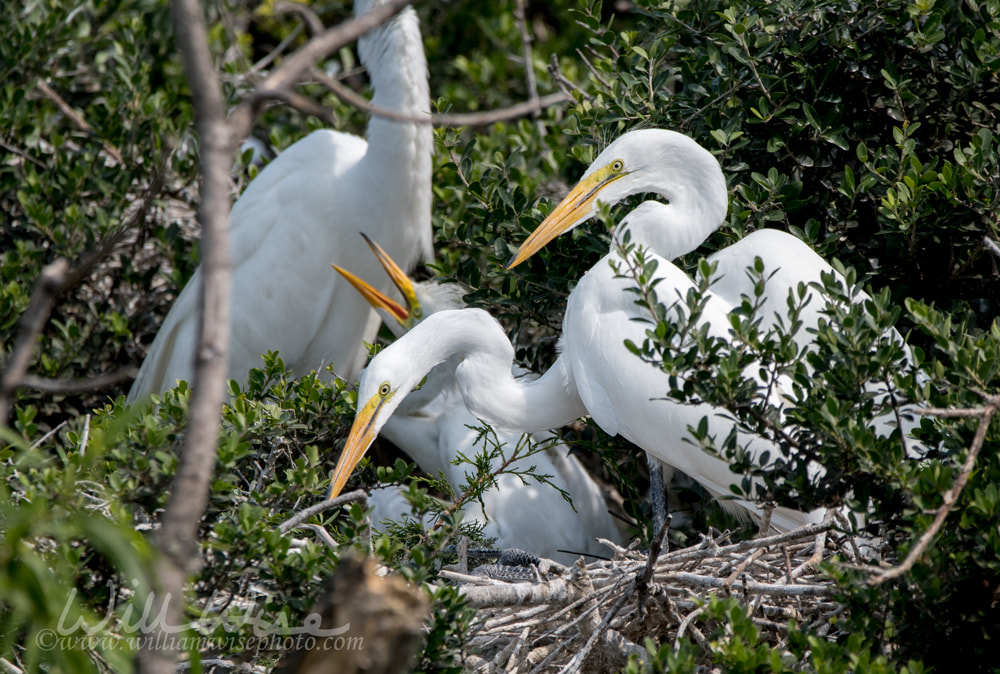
{"left": 611, "top": 159, "right": 625, "bottom": 172}
{"left": 412, "top": 306, "right": 423, "bottom": 319}
{"left": 379, "top": 382, "right": 391, "bottom": 396}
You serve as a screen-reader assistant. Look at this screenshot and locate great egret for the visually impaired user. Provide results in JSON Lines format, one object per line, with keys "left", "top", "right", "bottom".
{"left": 503, "top": 128, "right": 922, "bottom": 528}
{"left": 330, "top": 236, "right": 621, "bottom": 563}
{"left": 126, "top": 0, "right": 432, "bottom": 403}
{"left": 508, "top": 128, "right": 919, "bottom": 385}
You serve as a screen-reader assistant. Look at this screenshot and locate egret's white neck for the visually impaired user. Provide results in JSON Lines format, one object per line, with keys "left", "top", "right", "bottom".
{"left": 616, "top": 190, "right": 726, "bottom": 260}
{"left": 393, "top": 310, "right": 587, "bottom": 435}
{"left": 591, "top": 128, "right": 729, "bottom": 258}
{"left": 356, "top": 4, "right": 432, "bottom": 185}
{"left": 457, "top": 351, "right": 587, "bottom": 435}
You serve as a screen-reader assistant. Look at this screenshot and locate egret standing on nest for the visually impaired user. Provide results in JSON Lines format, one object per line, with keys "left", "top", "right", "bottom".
{"left": 127, "top": 0, "right": 432, "bottom": 403}
{"left": 330, "top": 235, "right": 621, "bottom": 563}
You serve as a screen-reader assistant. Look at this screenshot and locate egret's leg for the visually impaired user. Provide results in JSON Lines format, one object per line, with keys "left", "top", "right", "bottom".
{"left": 647, "top": 455, "right": 668, "bottom": 548}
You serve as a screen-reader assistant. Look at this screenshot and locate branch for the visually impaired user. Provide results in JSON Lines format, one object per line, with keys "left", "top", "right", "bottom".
{"left": 460, "top": 578, "right": 575, "bottom": 609}
{"left": 869, "top": 396, "right": 999, "bottom": 586}
{"left": 273, "top": 1, "right": 324, "bottom": 37}
{"left": 513, "top": 0, "right": 546, "bottom": 140}
{"left": 35, "top": 80, "right": 125, "bottom": 164}
{"left": 279, "top": 489, "right": 369, "bottom": 534}
{"left": 135, "top": 0, "right": 236, "bottom": 669}
{"left": 19, "top": 368, "right": 138, "bottom": 395}
{"left": 0, "top": 259, "right": 69, "bottom": 424}
{"left": 0, "top": 166, "right": 162, "bottom": 422}
{"left": 310, "top": 66, "right": 571, "bottom": 127}
{"left": 662, "top": 571, "right": 832, "bottom": 596}
{"left": 548, "top": 54, "right": 594, "bottom": 103}
{"left": 228, "top": 0, "right": 414, "bottom": 139}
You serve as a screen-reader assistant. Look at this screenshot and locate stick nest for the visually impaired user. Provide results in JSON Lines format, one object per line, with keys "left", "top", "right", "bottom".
{"left": 445, "top": 520, "right": 860, "bottom": 673}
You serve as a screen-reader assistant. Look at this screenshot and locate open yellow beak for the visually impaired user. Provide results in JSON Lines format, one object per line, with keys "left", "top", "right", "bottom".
{"left": 332, "top": 263, "right": 409, "bottom": 324}
{"left": 332, "top": 233, "right": 420, "bottom": 326}
{"left": 328, "top": 390, "right": 392, "bottom": 499}
{"left": 359, "top": 233, "right": 420, "bottom": 321}
{"left": 506, "top": 166, "right": 626, "bottom": 270}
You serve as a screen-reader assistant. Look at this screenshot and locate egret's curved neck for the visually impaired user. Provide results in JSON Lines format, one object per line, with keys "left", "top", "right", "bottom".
{"left": 457, "top": 352, "right": 587, "bottom": 435}
{"left": 356, "top": 4, "right": 432, "bottom": 179}
{"left": 604, "top": 130, "right": 729, "bottom": 258}
{"left": 397, "top": 310, "right": 587, "bottom": 435}
{"left": 618, "top": 193, "right": 726, "bottom": 260}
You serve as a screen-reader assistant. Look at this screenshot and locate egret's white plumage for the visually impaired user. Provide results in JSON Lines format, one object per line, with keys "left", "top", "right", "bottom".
{"left": 127, "top": 0, "right": 432, "bottom": 403}
{"left": 333, "top": 305, "right": 821, "bottom": 534}
{"left": 332, "top": 242, "right": 621, "bottom": 563}
{"left": 513, "top": 128, "right": 919, "bottom": 380}
{"left": 501, "top": 128, "right": 926, "bottom": 531}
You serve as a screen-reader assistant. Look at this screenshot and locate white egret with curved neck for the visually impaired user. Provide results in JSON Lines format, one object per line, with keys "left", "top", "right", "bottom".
{"left": 330, "top": 236, "right": 621, "bottom": 563}
{"left": 127, "top": 0, "right": 432, "bottom": 403}
{"left": 502, "top": 128, "right": 922, "bottom": 528}
{"left": 509, "top": 128, "right": 918, "bottom": 383}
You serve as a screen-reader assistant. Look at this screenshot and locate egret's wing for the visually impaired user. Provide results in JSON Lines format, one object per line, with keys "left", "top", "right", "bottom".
{"left": 707, "top": 229, "right": 925, "bottom": 450}
{"left": 228, "top": 130, "right": 367, "bottom": 263}
{"left": 128, "top": 131, "right": 369, "bottom": 403}
{"left": 706, "top": 229, "right": 841, "bottom": 351}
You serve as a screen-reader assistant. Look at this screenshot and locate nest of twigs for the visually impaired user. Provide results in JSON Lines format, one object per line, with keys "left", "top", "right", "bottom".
{"left": 444, "top": 515, "right": 858, "bottom": 673}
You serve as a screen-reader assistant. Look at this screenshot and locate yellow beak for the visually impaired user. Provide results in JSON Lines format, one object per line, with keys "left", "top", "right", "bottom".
{"left": 328, "top": 391, "right": 391, "bottom": 499}
{"left": 507, "top": 166, "right": 626, "bottom": 270}
{"left": 332, "top": 233, "right": 421, "bottom": 327}
{"left": 332, "top": 263, "right": 409, "bottom": 324}
{"left": 359, "top": 233, "right": 421, "bottom": 322}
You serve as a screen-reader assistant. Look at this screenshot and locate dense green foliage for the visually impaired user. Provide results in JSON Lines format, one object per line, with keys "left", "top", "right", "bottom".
{"left": 2, "top": 0, "right": 999, "bottom": 671}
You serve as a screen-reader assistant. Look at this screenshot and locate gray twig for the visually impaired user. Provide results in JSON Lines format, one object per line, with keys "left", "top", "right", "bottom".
{"left": 20, "top": 368, "right": 138, "bottom": 395}
{"left": 310, "top": 66, "right": 570, "bottom": 127}
{"left": 135, "top": 0, "right": 237, "bottom": 669}
{"left": 0, "top": 259, "right": 69, "bottom": 424}
{"left": 279, "top": 490, "right": 369, "bottom": 534}
{"left": 869, "top": 396, "right": 999, "bottom": 585}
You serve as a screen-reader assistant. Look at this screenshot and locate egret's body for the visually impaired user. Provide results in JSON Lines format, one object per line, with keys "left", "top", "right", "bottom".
{"left": 127, "top": 0, "right": 431, "bottom": 403}
{"left": 333, "top": 244, "right": 621, "bottom": 563}
{"left": 499, "top": 128, "right": 923, "bottom": 530}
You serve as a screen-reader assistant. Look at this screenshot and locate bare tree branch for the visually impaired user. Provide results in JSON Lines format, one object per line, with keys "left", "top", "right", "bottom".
{"left": 264, "top": 87, "right": 337, "bottom": 125}
{"left": 513, "top": 0, "right": 548, "bottom": 141}
{"left": 135, "top": 0, "right": 237, "bottom": 670}
{"left": 549, "top": 54, "right": 594, "bottom": 103}
{"left": 279, "top": 489, "right": 369, "bottom": 534}
{"left": 869, "top": 395, "right": 999, "bottom": 586}
{"left": 575, "top": 47, "right": 612, "bottom": 90}
{"left": 19, "top": 369, "right": 138, "bottom": 395}
{"left": 228, "top": 0, "right": 415, "bottom": 139}
{"left": 0, "top": 259, "right": 69, "bottom": 424}
{"left": 0, "top": 169, "right": 163, "bottom": 421}
{"left": 273, "top": 1, "right": 325, "bottom": 37}
{"left": 0, "top": 139, "right": 47, "bottom": 168}
{"left": 35, "top": 80, "right": 125, "bottom": 164}
{"left": 310, "top": 66, "right": 571, "bottom": 127}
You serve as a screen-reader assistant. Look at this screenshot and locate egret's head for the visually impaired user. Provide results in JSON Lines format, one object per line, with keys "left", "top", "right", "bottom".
{"left": 506, "top": 129, "right": 724, "bottom": 269}
{"left": 327, "top": 343, "right": 425, "bottom": 499}
{"left": 333, "top": 233, "right": 423, "bottom": 334}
